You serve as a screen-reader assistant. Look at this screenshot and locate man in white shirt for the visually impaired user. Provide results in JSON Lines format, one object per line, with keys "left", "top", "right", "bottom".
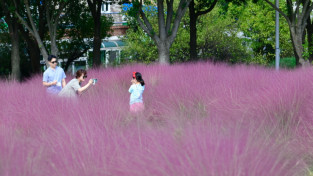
{"left": 42, "top": 55, "right": 66, "bottom": 94}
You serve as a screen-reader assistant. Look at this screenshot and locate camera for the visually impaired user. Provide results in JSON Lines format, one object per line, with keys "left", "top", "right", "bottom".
{"left": 93, "top": 79, "right": 97, "bottom": 85}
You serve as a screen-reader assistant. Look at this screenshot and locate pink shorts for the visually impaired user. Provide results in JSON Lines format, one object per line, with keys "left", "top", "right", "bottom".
{"left": 130, "top": 103, "right": 144, "bottom": 113}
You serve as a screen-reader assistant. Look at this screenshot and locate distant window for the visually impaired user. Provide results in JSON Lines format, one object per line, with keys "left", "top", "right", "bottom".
{"left": 101, "top": 2, "right": 110, "bottom": 13}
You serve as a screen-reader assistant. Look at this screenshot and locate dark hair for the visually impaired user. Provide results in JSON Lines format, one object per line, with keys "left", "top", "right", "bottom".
{"left": 76, "top": 69, "right": 87, "bottom": 79}
{"left": 48, "top": 55, "right": 57, "bottom": 62}
{"left": 134, "top": 72, "right": 145, "bottom": 86}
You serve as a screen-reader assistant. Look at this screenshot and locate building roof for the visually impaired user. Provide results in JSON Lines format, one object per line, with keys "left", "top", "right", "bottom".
{"left": 101, "top": 40, "right": 126, "bottom": 48}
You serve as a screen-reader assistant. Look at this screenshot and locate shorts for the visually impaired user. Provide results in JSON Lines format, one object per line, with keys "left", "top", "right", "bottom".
{"left": 130, "top": 102, "right": 144, "bottom": 113}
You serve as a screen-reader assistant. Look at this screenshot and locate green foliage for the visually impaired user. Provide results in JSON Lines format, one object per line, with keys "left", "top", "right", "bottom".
{"left": 0, "top": 7, "right": 11, "bottom": 77}
{"left": 121, "top": 3, "right": 159, "bottom": 63}
{"left": 121, "top": 29, "right": 158, "bottom": 63}
{"left": 268, "top": 57, "right": 296, "bottom": 69}
{"left": 247, "top": 53, "right": 269, "bottom": 65}
{"left": 57, "top": 0, "right": 113, "bottom": 65}
{"left": 196, "top": 8, "right": 252, "bottom": 63}
{"left": 302, "top": 41, "right": 313, "bottom": 61}
{"left": 122, "top": 4, "right": 254, "bottom": 64}
{"left": 121, "top": 4, "right": 190, "bottom": 63}
{"left": 0, "top": 24, "right": 9, "bottom": 42}
{"left": 58, "top": 13, "right": 113, "bottom": 51}
{"left": 170, "top": 25, "right": 190, "bottom": 62}
{"left": 0, "top": 44, "right": 11, "bottom": 76}
{"left": 280, "top": 57, "right": 296, "bottom": 69}
{"left": 127, "top": 0, "right": 142, "bottom": 18}
{"left": 225, "top": 0, "right": 293, "bottom": 61}
{"left": 0, "top": 18, "right": 8, "bottom": 33}
{"left": 0, "top": 40, "right": 34, "bottom": 79}
{"left": 193, "top": 0, "right": 218, "bottom": 12}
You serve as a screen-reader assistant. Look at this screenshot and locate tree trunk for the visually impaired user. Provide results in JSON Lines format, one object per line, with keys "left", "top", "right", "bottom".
{"left": 27, "top": 38, "right": 41, "bottom": 73}
{"left": 37, "top": 41, "right": 49, "bottom": 66}
{"left": 51, "top": 37, "right": 59, "bottom": 57}
{"left": 290, "top": 29, "right": 308, "bottom": 66}
{"left": 87, "top": 0, "right": 102, "bottom": 67}
{"left": 15, "top": 1, "right": 50, "bottom": 68}
{"left": 2, "top": 0, "right": 21, "bottom": 80}
{"left": 135, "top": 0, "right": 192, "bottom": 65}
{"left": 10, "top": 22, "right": 21, "bottom": 81}
{"left": 189, "top": 0, "right": 198, "bottom": 61}
{"left": 157, "top": 41, "right": 170, "bottom": 64}
{"left": 19, "top": 25, "right": 41, "bottom": 74}
{"left": 264, "top": 0, "right": 313, "bottom": 66}
{"left": 50, "top": 26, "right": 59, "bottom": 57}
{"left": 307, "top": 17, "right": 313, "bottom": 63}
{"left": 93, "top": 17, "right": 102, "bottom": 67}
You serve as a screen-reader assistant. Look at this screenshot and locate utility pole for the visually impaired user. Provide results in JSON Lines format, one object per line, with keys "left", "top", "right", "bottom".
{"left": 275, "top": 0, "right": 280, "bottom": 70}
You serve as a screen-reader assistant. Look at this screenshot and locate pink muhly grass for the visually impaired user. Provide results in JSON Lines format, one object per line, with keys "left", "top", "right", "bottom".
{"left": 0, "top": 62, "right": 312, "bottom": 176}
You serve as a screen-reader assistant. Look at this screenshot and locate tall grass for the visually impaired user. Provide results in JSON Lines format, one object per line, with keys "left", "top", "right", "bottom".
{"left": 0, "top": 62, "right": 313, "bottom": 176}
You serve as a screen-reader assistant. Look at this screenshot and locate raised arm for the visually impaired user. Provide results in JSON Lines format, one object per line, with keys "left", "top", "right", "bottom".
{"left": 77, "top": 79, "right": 93, "bottom": 95}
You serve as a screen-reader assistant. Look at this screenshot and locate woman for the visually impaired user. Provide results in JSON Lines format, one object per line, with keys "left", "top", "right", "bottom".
{"left": 58, "top": 69, "right": 93, "bottom": 98}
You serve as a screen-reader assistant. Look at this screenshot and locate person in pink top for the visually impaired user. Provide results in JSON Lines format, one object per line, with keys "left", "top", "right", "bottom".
{"left": 129, "top": 72, "right": 145, "bottom": 112}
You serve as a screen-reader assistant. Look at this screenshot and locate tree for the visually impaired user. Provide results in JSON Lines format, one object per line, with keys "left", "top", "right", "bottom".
{"left": 263, "top": 0, "right": 313, "bottom": 66}
{"left": 121, "top": 25, "right": 159, "bottom": 63}
{"left": 226, "top": 0, "right": 293, "bottom": 61}
{"left": 196, "top": 7, "right": 252, "bottom": 63}
{"left": 18, "top": 0, "right": 47, "bottom": 74}
{"left": 86, "top": 0, "right": 104, "bottom": 67}
{"left": 122, "top": 4, "right": 252, "bottom": 64}
{"left": 188, "top": 0, "right": 217, "bottom": 60}
{"left": 19, "top": 24, "right": 43, "bottom": 74}
{"left": 1, "top": 0, "right": 21, "bottom": 80}
{"left": 86, "top": 0, "right": 116, "bottom": 67}
{"left": 188, "top": 0, "right": 247, "bottom": 60}
{"left": 15, "top": 0, "right": 70, "bottom": 67}
{"left": 129, "top": 0, "right": 192, "bottom": 64}
{"left": 59, "top": 2, "right": 113, "bottom": 71}
{"left": 305, "top": 15, "right": 313, "bottom": 63}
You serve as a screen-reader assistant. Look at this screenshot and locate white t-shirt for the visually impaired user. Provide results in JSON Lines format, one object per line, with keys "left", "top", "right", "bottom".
{"left": 128, "top": 84, "right": 145, "bottom": 105}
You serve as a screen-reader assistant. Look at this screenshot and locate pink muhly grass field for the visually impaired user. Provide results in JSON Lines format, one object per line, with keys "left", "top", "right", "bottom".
{"left": 0, "top": 62, "right": 313, "bottom": 176}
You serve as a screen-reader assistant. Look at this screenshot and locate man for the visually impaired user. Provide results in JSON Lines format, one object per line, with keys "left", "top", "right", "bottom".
{"left": 43, "top": 55, "right": 67, "bottom": 94}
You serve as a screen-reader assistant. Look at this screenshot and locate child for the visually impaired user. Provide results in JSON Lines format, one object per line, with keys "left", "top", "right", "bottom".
{"left": 129, "top": 72, "right": 145, "bottom": 112}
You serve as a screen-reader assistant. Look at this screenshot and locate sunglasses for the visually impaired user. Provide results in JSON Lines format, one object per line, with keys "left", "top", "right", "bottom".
{"left": 83, "top": 75, "right": 87, "bottom": 79}
{"left": 51, "top": 61, "right": 58, "bottom": 64}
